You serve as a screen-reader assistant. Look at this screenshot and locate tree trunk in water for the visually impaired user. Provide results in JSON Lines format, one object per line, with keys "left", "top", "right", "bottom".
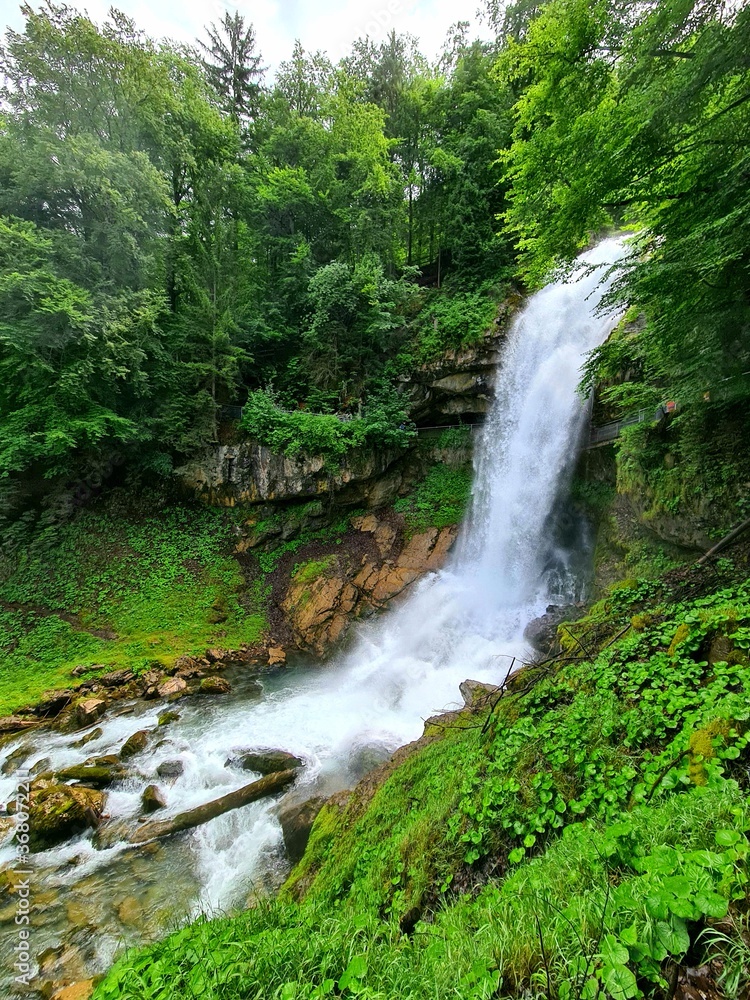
{"left": 129, "top": 769, "right": 297, "bottom": 844}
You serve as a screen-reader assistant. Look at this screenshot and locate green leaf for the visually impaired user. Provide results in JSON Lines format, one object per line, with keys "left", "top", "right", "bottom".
{"left": 601, "top": 935, "right": 630, "bottom": 967}
{"left": 694, "top": 891, "right": 728, "bottom": 919}
{"left": 602, "top": 963, "right": 638, "bottom": 999}
{"left": 715, "top": 830, "right": 741, "bottom": 847}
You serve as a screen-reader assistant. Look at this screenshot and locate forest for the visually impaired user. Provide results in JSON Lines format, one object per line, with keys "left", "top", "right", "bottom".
{"left": 0, "top": 0, "right": 748, "bottom": 541}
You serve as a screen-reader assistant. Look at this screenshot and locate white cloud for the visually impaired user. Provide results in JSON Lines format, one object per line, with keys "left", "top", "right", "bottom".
{"left": 1, "top": 0, "right": 492, "bottom": 75}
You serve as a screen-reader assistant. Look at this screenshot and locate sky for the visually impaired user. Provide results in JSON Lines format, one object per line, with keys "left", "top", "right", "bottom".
{"left": 0, "top": 0, "right": 492, "bottom": 74}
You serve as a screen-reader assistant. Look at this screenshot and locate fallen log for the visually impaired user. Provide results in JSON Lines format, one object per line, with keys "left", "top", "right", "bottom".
{"left": 696, "top": 515, "right": 750, "bottom": 565}
{"left": 128, "top": 769, "right": 297, "bottom": 844}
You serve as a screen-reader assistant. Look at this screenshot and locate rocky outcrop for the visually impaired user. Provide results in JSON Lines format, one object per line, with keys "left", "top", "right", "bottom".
{"left": 280, "top": 514, "right": 458, "bottom": 656}
{"left": 399, "top": 310, "right": 516, "bottom": 426}
{"left": 177, "top": 441, "right": 409, "bottom": 508}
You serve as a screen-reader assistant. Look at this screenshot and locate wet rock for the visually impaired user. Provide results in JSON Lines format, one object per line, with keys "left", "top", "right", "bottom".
{"left": 51, "top": 979, "right": 95, "bottom": 1000}
{"left": 0, "top": 716, "right": 38, "bottom": 735}
{"left": 199, "top": 676, "right": 232, "bottom": 695}
{"left": 2, "top": 744, "right": 33, "bottom": 775}
{"left": 30, "top": 756, "right": 52, "bottom": 777}
{"left": 524, "top": 604, "right": 585, "bottom": 654}
{"left": 157, "top": 710, "right": 180, "bottom": 727}
{"left": 55, "top": 762, "right": 126, "bottom": 788}
{"left": 156, "top": 760, "right": 184, "bottom": 779}
{"left": 141, "top": 784, "right": 166, "bottom": 813}
{"left": 71, "top": 727, "right": 103, "bottom": 749}
{"left": 459, "top": 679, "right": 501, "bottom": 709}
{"left": 119, "top": 730, "right": 150, "bottom": 759}
{"left": 28, "top": 784, "right": 105, "bottom": 851}
{"left": 267, "top": 646, "right": 287, "bottom": 667}
{"left": 157, "top": 676, "right": 188, "bottom": 700}
{"left": 206, "top": 647, "right": 229, "bottom": 663}
{"left": 99, "top": 668, "right": 135, "bottom": 688}
{"left": 74, "top": 698, "right": 107, "bottom": 729}
{"left": 277, "top": 796, "right": 325, "bottom": 864}
{"left": 116, "top": 895, "right": 143, "bottom": 926}
{"left": 230, "top": 749, "right": 305, "bottom": 775}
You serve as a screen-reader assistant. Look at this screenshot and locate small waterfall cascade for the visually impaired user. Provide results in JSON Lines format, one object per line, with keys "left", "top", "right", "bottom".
{"left": 0, "top": 238, "right": 626, "bottom": 986}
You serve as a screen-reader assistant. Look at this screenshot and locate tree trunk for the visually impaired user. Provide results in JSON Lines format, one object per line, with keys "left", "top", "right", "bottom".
{"left": 129, "top": 769, "right": 297, "bottom": 844}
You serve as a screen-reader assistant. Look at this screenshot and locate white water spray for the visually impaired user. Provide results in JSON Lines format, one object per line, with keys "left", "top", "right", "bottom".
{"left": 0, "top": 238, "right": 627, "bottom": 984}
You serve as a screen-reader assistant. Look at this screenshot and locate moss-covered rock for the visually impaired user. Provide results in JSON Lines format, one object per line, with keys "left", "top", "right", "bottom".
{"left": 28, "top": 784, "right": 105, "bottom": 851}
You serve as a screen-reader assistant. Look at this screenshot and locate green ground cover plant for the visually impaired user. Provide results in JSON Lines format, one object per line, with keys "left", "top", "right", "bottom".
{"left": 95, "top": 574, "right": 750, "bottom": 1000}
{"left": 0, "top": 493, "right": 267, "bottom": 713}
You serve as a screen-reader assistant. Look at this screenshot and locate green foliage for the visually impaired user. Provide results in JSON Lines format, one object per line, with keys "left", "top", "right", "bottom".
{"left": 394, "top": 463, "right": 473, "bottom": 532}
{"left": 240, "top": 387, "right": 415, "bottom": 461}
{"left": 416, "top": 282, "right": 504, "bottom": 361}
{"left": 96, "top": 580, "right": 750, "bottom": 1000}
{"left": 0, "top": 493, "right": 266, "bottom": 713}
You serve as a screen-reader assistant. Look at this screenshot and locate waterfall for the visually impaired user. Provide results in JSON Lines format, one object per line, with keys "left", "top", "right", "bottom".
{"left": 0, "top": 239, "right": 627, "bottom": 984}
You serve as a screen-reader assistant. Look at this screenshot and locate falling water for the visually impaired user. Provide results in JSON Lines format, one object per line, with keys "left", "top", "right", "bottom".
{"left": 0, "top": 238, "right": 627, "bottom": 987}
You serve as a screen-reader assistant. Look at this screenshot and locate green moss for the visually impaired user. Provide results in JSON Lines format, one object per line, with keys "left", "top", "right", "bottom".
{"left": 292, "top": 555, "right": 338, "bottom": 586}
{"left": 0, "top": 493, "right": 268, "bottom": 714}
{"left": 393, "top": 463, "right": 472, "bottom": 532}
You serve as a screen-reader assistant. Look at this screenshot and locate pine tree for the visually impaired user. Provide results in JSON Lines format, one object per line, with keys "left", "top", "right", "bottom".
{"left": 198, "top": 12, "right": 264, "bottom": 122}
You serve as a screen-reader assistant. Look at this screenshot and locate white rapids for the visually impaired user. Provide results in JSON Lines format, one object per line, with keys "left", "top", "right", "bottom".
{"left": 0, "top": 238, "right": 627, "bottom": 987}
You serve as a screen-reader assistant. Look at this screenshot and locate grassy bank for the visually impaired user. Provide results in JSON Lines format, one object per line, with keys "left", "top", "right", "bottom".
{"left": 95, "top": 561, "right": 750, "bottom": 1000}
{"left": 0, "top": 492, "right": 268, "bottom": 714}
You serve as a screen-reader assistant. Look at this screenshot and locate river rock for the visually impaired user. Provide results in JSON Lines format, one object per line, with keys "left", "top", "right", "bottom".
{"left": 157, "top": 677, "right": 188, "bottom": 700}
{"left": 2, "top": 744, "right": 32, "bottom": 775}
{"left": 71, "top": 727, "right": 103, "bottom": 749}
{"left": 157, "top": 710, "right": 180, "bottom": 726}
{"left": 30, "top": 756, "right": 52, "bottom": 777}
{"left": 156, "top": 760, "right": 184, "bottom": 779}
{"left": 28, "top": 784, "right": 105, "bottom": 851}
{"left": 198, "top": 676, "right": 232, "bottom": 695}
{"left": 141, "top": 784, "right": 166, "bottom": 813}
{"left": 267, "top": 646, "right": 287, "bottom": 667}
{"left": 55, "top": 761, "right": 126, "bottom": 788}
{"left": 116, "top": 895, "right": 143, "bottom": 926}
{"left": 459, "top": 679, "right": 501, "bottom": 709}
{"left": 51, "top": 980, "right": 95, "bottom": 1000}
{"left": 119, "top": 730, "right": 150, "bottom": 759}
{"left": 229, "top": 749, "right": 304, "bottom": 775}
{"left": 74, "top": 698, "right": 107, "bottom": 728}
{"left": 277, "top": 796, "right": 326, "bottom": 864}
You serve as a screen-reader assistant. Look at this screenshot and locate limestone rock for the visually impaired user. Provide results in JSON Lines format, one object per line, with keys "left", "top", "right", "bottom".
{"left": 229, "top": 749, "right": 305, "bottom": 775}
{"left": 29, "top": 689, "right": 75, "bottom": 718}
{"left": 157, "top": 677, "right": 187, "bottom": 700}
{"left": 267, "top": 646, "right": 287, "bottom": 667}
{"left": 141, "top": 784, "right": 166, "bottom": 813}
{"left": 28, "top": 784, "right": 105, "bottom": 851}
{"left": 74, "top": 698, "right": 107, "bottom": 729}
{"left": 119, "top": 730, "right": 150, "bottom": 759}
{"left": 277, "top": 796, "right": 325, "bottom": 864}
{"left": 0, "top": 716, "right": 38, "bottom": 735}
{"left": 199, "top": 676, "right": 232, "bottom": 695}
{"left": 99, "top": 669, "right": 135, "bottom": 688}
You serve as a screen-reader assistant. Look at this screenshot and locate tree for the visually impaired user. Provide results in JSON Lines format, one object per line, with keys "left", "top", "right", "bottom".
{"left": 198, "top": 12, "right": 264, "bottom": 123}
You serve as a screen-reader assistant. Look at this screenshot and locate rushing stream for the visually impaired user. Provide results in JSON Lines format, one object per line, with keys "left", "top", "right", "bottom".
{"left": 0, "top": 238, "right": 626, "bottom": 992}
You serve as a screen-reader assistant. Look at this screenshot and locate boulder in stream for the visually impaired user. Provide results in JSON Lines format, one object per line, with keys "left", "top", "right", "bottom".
{"left": 28, "top": 784, "right": 105, "bottom": 851}
{"left": 119, "top": 729, "right": 150, "bottom": 759}
{"left": 73, "top": 698, "right": 107, "bottom": 729}
{"left": 199, "top": 676, "right": 232, "bottom": 695}
{"left": 156, "top": 759, "right": 184, "bottom": 779}
{"left": 71, "top": 727, "right": 103, "bottom": 749}
{"left": 228, "top": 749, "right": 304, "bottom": 775}
{"left": 55, "top": 762, "right": 126, "bottom": 788}
{"left": 157, "top": 710, "right": 180, "bottom": 727}
{"left": 141, "top": 784, "right": 166, "bottom": 813}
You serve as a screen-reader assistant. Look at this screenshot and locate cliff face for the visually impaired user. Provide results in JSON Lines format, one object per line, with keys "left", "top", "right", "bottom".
{"left": 176, "top": 304, "right": 514, "bottom": 511}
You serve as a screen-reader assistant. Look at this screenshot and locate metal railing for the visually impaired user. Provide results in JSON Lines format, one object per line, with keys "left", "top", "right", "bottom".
{"left": 587, "top": 405, "right": 669, "bottom": 447}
